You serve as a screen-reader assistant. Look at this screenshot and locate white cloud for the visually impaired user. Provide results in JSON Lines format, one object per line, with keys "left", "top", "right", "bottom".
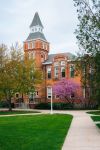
{"left": 0, "top": 0, "right": 79, "bottom": 54}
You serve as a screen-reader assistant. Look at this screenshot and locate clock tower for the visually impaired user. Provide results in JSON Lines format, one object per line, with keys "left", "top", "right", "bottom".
{"left": 24, "top": 12, "right": 49, "bottom": 68}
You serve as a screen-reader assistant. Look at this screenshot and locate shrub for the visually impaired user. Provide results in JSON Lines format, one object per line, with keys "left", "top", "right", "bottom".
{"left": 0, "top": 101, "right": 9, "bottom": 108}
{"left": 0, "top": 101, "right": 14, "bottom": 108}
{"left": 35, "top": 102, "right": 73, "bottom": 110}
{"left": 35, "top": 103, "right": 50, "bottom": 109}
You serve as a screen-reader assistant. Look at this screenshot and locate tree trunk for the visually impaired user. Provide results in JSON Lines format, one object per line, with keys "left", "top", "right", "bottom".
{"left": 22, "top": 93, "right": 23, "bottom": 102}
{"left": 8, "top": 98, "right": 12, "bottom": 111}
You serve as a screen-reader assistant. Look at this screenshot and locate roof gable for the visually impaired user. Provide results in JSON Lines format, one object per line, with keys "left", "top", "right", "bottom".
{"left": 43, "top": 53, "right": 76, "bottom": 65}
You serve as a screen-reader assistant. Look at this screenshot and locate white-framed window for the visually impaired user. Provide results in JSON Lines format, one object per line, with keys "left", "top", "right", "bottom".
{"left": 54, "top": 62, "right": 59, "bottom": 66}
{"left": 55, "top": 95, "right": 59, "bottom": 99}
{"left": 61, "top": 61, "right": 65, "bottom": 66}
{"left": 47, "top": 67, "right": 51, "bottom": 79}
{"left": 47, "top": 87, "right": 52, "bottom": 99}
{"left": 61, "top": 67, "right": 65, "bottom": 78}
{"left": 35, "top": 91, "right": 38, "bottom": 97}
{"left": 54, "top": 67, "right": 59, "bottom": 78}
{"left": 32, "top": 42, "right": 35, "bottom": 49}
{"left": 28, "top": 42, "right": 31, "bottom": 49}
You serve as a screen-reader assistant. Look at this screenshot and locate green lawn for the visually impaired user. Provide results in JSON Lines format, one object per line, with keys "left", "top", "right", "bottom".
{"left": 96, "top": 124, "right": 100, "bottom": 128}
{"left": 87, "top": 111, "right": 100, "bottom": 115}
{"left": 91, "top": 116, "right": 100, "bottom": 128}
{"left": 0, "top": 110, "right": 39, "bottom": 115}
{"left": 0, "top": 114, "right": 73, "bottom": 150}
{"left": 87, "top": 111, "right": 100, "bottom": 129}
{"left": 91, "top": 116, "right": 100, "bottom": 122}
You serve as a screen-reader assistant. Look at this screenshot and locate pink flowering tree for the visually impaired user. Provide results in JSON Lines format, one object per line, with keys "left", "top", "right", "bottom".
{"left": 53, "top": 79, "right": 80, "bottom": 103}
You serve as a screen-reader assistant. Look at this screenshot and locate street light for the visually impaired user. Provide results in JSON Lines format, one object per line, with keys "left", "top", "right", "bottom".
{"left": 50, "top": 87, "right": 53, "bottom": 114}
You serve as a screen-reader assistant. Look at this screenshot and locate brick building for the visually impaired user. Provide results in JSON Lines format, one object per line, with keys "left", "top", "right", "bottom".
{"left": 23, "top": 12, "right": 83, "bottom": 105}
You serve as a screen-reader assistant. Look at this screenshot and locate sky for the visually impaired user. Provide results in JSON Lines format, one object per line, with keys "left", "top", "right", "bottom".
{"left": 0, "top": 0, "right": 79, "bottom": 54}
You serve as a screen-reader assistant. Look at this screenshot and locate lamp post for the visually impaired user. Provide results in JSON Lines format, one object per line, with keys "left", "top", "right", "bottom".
{"left": 50, "top": 87, "right": 53, "bottom": 114}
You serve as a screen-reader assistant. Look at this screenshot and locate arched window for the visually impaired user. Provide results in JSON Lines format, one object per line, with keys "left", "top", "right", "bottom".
{"left": 61, "top": 67, "right": 65, "bottom": 78}
{"left": 61, "top": 61, "right": 65, "bottom": 66}
{"left": 47, "top": 67, "right": 51, "bottom": 79}
{"left": 41, "top": 54, "right": 44, "bottom": 62}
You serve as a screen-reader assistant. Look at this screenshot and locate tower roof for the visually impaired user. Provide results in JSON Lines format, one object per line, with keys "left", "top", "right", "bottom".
{"left": 26, "top": 32, "right": 47, "bottom": 41}
{"left": 30, "top": 12, "right": 43, "bottom": 28}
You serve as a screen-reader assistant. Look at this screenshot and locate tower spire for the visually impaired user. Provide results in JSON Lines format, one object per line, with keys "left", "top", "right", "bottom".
{"left": 26, "top": 12, "right": 47, "bottom": 41}
{"left": 30, "top": 12, "right": 43, "bottom": 28}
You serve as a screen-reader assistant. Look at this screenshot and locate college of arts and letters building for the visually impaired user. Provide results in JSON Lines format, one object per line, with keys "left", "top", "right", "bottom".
{"left": 19, "top": 12, "right": 84, "bottom": 106}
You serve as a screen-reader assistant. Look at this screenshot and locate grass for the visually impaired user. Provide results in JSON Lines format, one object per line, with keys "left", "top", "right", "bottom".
{"left": 91, "top": 116, "right": 100, "bottom": 129}
{"left": 0, "top": 110, "right": 39, "bottom": 115}
{"left": 87, "top": 111, "right": 100, "bottom": 115}
{"left": 96, "top": 124, "right": 100, "bottom": 128}
{"left": 0, "top": 114, "right": 73, "bottom": 150}
{"left": 91, "top": 116, "right": 100, "bottom": 122}
{"left": 87, "top": 111, "right": 100, "bottom": 129}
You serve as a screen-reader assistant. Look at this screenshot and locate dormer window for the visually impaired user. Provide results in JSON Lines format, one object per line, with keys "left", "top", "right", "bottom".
{"left": 30, "top": 25, "right": 43, "bottom": 33}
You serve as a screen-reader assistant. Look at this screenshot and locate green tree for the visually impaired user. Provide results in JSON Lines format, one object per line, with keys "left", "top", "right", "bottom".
{"left": 74, "top": 0, "right": 100, "bottom": 105}
{"left": 0, "top": 43, "right": 42, "bottom": 111}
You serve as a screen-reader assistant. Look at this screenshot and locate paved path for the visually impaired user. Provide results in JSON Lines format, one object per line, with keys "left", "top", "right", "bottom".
{"left": 33, "top": 109, "right": 100, "bottom": 150}
{"left": 62, "top": 111, "right": 100, "bottom": 150}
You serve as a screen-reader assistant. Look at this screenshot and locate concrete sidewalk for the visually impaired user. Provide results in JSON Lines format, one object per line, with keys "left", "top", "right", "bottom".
{"left": 62, "top": 111, "right": 100, "bottom": 150}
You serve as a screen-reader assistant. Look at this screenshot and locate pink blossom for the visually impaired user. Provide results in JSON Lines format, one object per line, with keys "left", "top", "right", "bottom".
{"left": 53, "top": 79, "right": 80, "bottom": 101}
